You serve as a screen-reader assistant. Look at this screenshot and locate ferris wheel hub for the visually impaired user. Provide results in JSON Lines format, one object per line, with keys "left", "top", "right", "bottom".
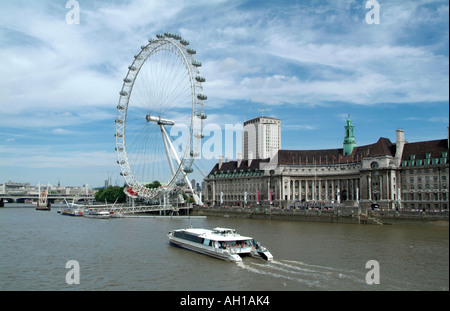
{"left": 146, "top": 115, "right": 175, "bottom": 126}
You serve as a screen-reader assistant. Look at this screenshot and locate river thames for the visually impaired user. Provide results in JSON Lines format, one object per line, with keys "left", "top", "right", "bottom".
{"left": 0, "top": 206, "right": 448, "bottom": 291}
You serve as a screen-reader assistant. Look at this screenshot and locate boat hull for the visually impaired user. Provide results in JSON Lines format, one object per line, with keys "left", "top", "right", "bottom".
{"left": 36, "top": 207, "right": 51, "bottom": 211}
{"left": 84, "top": 212, "right": 110, "bottom": 219}
{"left": 168, "top": 235, "right": 242, "bottom": 262}
{"left": 62, "top": 212, "right": 84, "bottom": 216}
{"left": 250, "top": 250, "right": 273, "bottom": 261}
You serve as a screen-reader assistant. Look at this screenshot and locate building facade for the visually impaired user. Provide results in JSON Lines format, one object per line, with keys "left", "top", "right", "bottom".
{"left": 203, "top": 119, "right": 449, "bottom": 211}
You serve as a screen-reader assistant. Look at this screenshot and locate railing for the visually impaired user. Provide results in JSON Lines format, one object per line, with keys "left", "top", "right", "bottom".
{"left": 84, "top": 204, "right": 192, "bottom": 214}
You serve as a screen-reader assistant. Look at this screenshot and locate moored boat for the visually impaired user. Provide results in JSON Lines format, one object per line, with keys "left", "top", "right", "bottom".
{"left": 84, "top": 210, "right": 110, "bottom": 219}
{"left": 168, "top": 227, "right": 273, "bottom": 262}
{"left": 109, "top": 211, "right": 123, "bottom": 218}
{"left": 62, "top": 208, "right": 84, "bottom": 216}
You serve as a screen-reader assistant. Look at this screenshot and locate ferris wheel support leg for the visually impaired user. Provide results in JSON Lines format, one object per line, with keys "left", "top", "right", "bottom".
{"left": 160, "top": 125, "right": 203, "bottom": 206}
{"left": 160, "top": 125, "right": 176, "bottom": 176}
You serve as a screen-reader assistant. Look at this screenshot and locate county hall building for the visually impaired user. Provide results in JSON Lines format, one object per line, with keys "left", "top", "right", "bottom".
{"left": 203, "top": 117, "right": 449, "bottom": 211}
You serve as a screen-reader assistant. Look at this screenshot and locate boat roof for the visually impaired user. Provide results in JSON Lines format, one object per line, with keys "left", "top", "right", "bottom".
{"left": 177, "top": 227, "right": 253, "bottom": 241}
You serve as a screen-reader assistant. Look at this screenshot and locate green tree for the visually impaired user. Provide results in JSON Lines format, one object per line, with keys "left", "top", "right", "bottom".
{"left": 95, "top": 186, "right": 126, "bottom": 203}
{"left": 145, "top": 181, "right": 161, "bottom": 189}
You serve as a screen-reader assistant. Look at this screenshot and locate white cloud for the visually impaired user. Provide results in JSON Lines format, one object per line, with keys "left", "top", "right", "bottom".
{"left": 52, "top": 128, "right": 72, "bottom": 135}
{"left": 283, "top": 124, "right": 316, "bottom": 131}
{"left": 0, "top": 144, "right": 116, "bottom": 169}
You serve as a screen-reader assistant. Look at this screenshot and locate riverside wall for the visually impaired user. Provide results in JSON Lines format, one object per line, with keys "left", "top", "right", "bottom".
{"left": 191, "top": 206, "right": 449, "bottom": 227}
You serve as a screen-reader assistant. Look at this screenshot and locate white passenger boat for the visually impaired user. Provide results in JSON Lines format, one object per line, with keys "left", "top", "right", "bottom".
{"left": 168, "top": 227, "right": 273, "bottom": 262}
{"left": 84, "top": 210, "right": 110, "bottom": 219}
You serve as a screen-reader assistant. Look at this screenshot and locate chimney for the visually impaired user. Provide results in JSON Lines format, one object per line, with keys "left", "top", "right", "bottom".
{"left": 395, "top": 129, "right": 405, "bottom": 166}
{"left": 219, "top": 155, "right": 223, "bottom": 169}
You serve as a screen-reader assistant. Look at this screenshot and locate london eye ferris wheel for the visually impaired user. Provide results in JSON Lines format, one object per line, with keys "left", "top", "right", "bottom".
{"left": 115, "top": 32, "right": 207, "bottom": 205}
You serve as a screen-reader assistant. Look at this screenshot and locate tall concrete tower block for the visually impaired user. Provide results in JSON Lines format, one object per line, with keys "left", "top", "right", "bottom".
{"left": 242, "top": 116, "right": 281, "bottom": 160}
{"left": 343, "top": 115, "right": 356, "bottom": 156}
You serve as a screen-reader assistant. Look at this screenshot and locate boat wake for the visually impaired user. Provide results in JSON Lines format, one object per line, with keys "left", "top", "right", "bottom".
{"left": 236, "top": 259, "right": 367, "bottom": 290}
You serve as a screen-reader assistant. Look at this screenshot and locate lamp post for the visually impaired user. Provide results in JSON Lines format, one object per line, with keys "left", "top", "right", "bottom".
{"left": 438, "top": 167, "right": 441, "bottom": 211}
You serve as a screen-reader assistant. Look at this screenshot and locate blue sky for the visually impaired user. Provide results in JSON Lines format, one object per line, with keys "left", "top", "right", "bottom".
{"left": 0, "top": 0, "right": 448, "bottom": 188}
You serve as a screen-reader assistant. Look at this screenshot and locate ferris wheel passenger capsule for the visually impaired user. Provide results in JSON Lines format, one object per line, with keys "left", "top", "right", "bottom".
{"left": 197, "top": 94, "right": 207, "bottom": 100}
{"left": 186, "top": 48, "right": 196, "bottom": 55}
{"left": 196, "top": 112, "right": 207, "bottom": 119}
{"left": 195, "top": 75, "right": 206, "bottom": 82}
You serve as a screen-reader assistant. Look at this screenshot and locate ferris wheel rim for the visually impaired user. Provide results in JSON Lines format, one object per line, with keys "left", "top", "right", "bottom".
{"left": 115, "top": 33, "right": 206, "bottom": 200}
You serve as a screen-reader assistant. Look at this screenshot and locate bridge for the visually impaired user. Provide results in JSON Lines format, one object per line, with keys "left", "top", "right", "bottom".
{"left": 83, "top": 204, "right": 193, "bottom": 215}
{"left": 0, "top": 194, "right": 92, "bottom": 204}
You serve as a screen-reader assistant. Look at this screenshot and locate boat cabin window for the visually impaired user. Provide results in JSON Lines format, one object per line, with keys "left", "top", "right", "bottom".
{"left": 218, "top": 240, "right": 254, "bottom": 249}
{"left": 174, "top": 231, "right": 204, "bottom": 244}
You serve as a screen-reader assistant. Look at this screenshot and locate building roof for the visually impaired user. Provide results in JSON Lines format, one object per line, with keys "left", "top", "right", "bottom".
{"left": 277, "top": 137, "right": 397, "bottom": 165}
{"left": 207, "top": 137, "right": 448, "bottom": 175}
{"left": 207, "top": 158, "right": 270, "bottom": 176}
{"left": 401, "top": 139, "right": 448, "bottom": 161}
{"left": 244, "top": 116, "right": 280, "bottom": 126}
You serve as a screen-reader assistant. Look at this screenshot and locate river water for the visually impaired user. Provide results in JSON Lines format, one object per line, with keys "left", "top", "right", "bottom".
{"left": 0, "top": 206, "right": 448, "bottom": 291}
